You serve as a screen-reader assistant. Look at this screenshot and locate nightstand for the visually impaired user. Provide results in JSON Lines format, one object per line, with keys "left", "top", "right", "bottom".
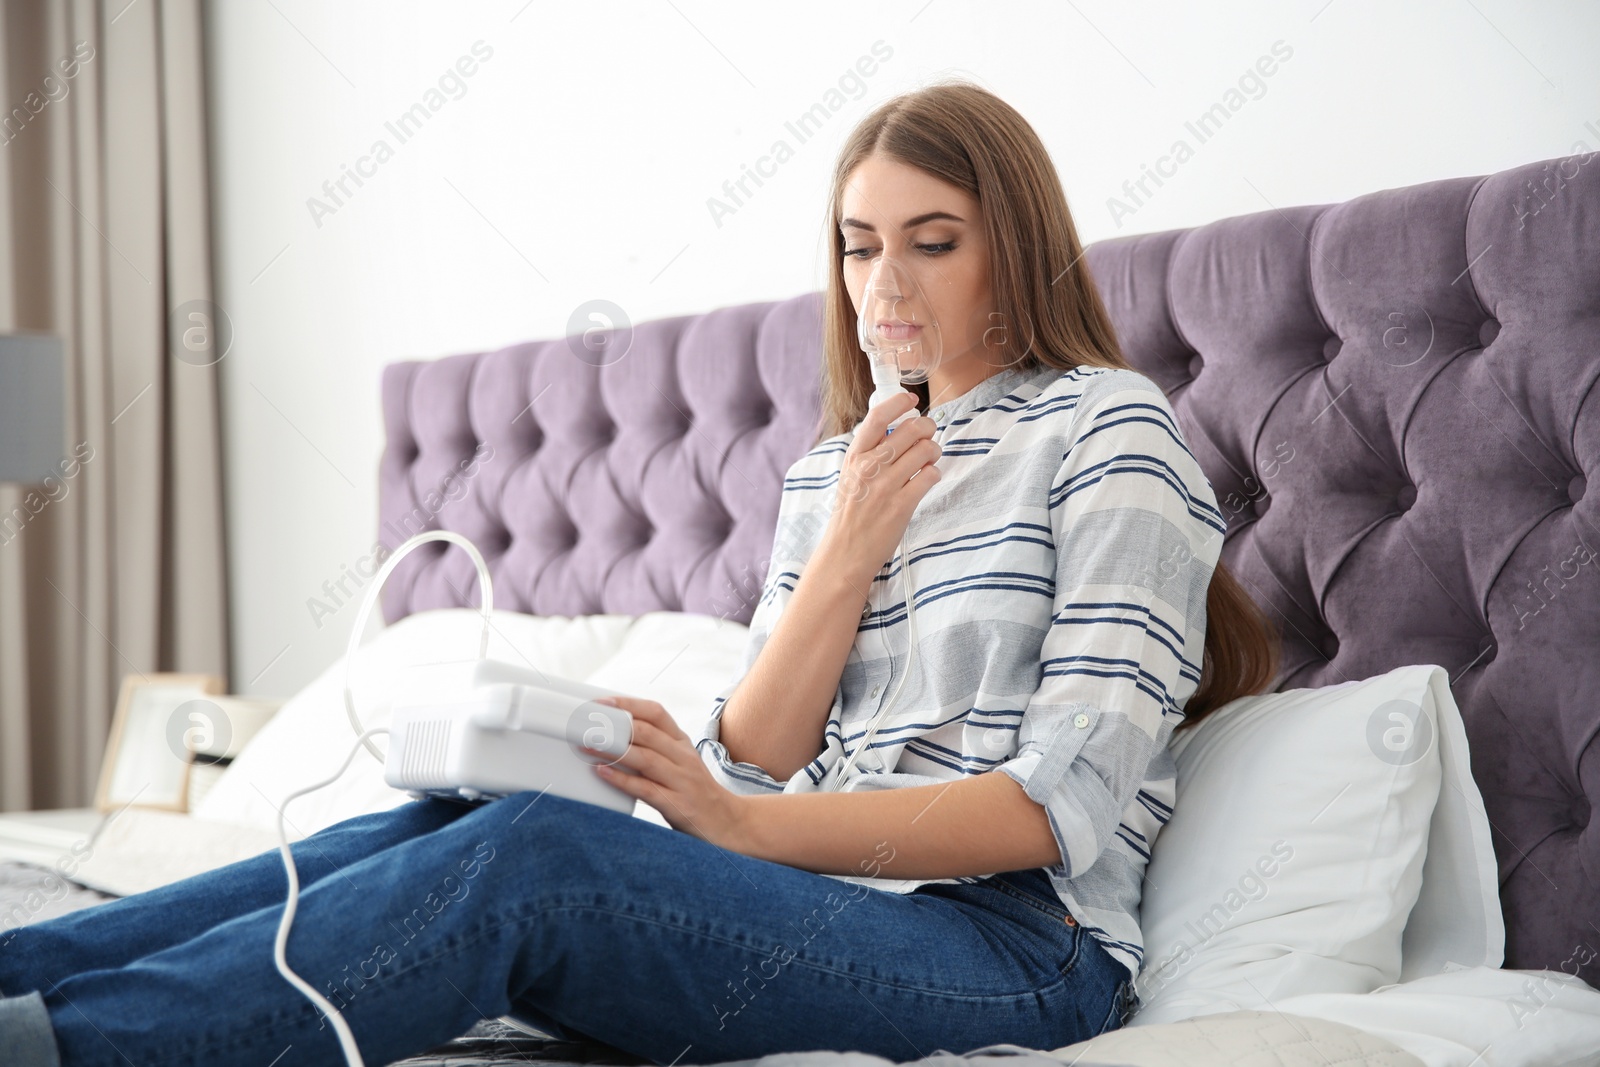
{"left": 0, "top": 808, "right": 105, "bottom": 867}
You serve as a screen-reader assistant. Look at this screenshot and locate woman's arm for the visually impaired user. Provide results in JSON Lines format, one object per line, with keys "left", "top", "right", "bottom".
{"left": 728, "top": 771, "right": 1063, "bottom": 878}
{"left": 715, "top": 537, "right": 879, "bottom": 781}
{"left": 589, "top": 696, "right": 1063, "bottom": 878}
{"left": 716, "top": 391, "right": 940, "bottom": 782}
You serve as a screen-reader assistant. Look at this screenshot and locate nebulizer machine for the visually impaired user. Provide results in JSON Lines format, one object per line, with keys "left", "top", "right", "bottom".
{"left": 269, "top": 529, "right": 640, "bottom": 1067}
{"left": 824, "top": 251, "right": 946, "bottom": 790}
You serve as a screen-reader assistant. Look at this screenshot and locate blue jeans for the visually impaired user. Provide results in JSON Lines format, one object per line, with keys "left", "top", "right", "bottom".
{"left": 0, "top": 791, "right": 1133, "bottom": 1066}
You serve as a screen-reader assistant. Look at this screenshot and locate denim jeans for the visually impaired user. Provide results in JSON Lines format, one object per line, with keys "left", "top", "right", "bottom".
{"left": 0, "top": 790, "right": 1133, "bottom": 1066}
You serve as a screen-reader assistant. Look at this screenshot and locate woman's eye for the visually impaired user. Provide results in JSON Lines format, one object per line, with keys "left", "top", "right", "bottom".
{"left": 842, "top": 242, "right": 955, "bottom": 260}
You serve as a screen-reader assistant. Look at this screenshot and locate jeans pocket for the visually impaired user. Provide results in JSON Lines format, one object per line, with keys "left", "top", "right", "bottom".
{"left": 986, "top": 869, "right": 1077, "bottom": 925}
{"left": 977, "top": 870, "right": 1087, "bottom": 980}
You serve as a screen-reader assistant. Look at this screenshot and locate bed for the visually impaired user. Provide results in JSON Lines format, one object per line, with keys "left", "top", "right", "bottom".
{"left": 5, "top": 151, "right": 1598, "bottom": 1066}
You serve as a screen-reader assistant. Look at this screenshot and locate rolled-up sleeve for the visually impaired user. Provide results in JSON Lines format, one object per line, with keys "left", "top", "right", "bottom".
{"left": 696, "top": 582, "right": 792, "bottom": 795}
{"left": 996, "top": 372, "right": 1226, "bottom": 879}
{"left": 695, "top": 456, "right": 831, "bottom": 795}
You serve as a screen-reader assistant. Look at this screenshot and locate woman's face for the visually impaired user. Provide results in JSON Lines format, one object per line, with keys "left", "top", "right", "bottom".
{"left": 839, "top": 153, "right": 1001, "bottom": 408}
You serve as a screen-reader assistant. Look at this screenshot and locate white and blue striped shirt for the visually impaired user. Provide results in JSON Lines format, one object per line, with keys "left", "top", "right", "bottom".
{"left": 695, "top": 362, "right": 1225, "bottom": 985}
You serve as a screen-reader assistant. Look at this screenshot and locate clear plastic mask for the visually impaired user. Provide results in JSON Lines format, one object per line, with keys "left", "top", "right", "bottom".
{"left": 856, "top": 253, "right": 943, "bottom": 387}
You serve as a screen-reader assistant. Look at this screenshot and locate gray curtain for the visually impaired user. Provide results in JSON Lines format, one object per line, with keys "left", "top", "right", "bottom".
{"left": 0, "top": 0, "right": 228, "bottom": 811}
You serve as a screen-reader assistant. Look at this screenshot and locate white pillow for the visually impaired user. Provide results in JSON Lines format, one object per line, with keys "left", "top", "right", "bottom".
{"left": 196, "top": 609, "right": 749, "bottom": 836}
{"left": 1389, "top": 666, "right": 1503, "bottom": 984}
{"left": 1130, "top": 663, "right": 1500, "bottom": 1027}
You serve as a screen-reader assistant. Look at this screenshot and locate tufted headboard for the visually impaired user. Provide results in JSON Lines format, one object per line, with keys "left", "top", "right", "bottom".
{"left": 379, "top": 153, "right": 1598, "bottom": 985}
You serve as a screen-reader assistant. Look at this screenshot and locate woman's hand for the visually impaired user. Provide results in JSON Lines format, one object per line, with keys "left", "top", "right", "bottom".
{"left": 818, "top": 391, "right": 942, "bottom": 582}
{"left": 581, "top": 695, "right": 749, "bottom": 848}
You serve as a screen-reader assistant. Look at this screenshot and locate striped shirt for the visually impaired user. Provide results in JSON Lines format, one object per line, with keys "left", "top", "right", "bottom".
{"left": 694, "top": 362, "right": 1225, "bottom": 985}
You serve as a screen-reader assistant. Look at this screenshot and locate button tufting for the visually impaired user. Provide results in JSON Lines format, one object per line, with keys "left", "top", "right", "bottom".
{"left": 1322, "top": 633, "right": 1340, "bottom": 660}
{"left": 1569, "top": 475, "right": 1587, "bottom": 504}
{"left": 1252, "top": 492, "right": 1269, "bottom": 518}
{"left": 1477, "top": 638, "right": 1497, "bottom": 666}
{"left": 1571, "top": 795, "right": 1591, "bottom": 830}
{"left": 1187, "top": 354, "right": 1204, "bottom": 379}
{"left": 1396, "top": 484, "right": 1417, "bottom": 511}
{"left": 1323, "top": 337, "right": 1342, "bottom": 361}
{"left": 1479, "top": 319, "right": 1500, "bottom": 348}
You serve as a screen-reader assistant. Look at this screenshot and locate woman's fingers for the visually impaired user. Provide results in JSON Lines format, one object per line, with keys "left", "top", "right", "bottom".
{"left": 587, "top": 698, "right": 698, "bottom": 774}
{"left": 887, "top": 432, "right": 943, "bottom": 489}
{"left": 589, "top": 728, "right": 676, "bottom": 781}
{"left": 592, "top": 695, "right": 686, "bottom": 745}
{"left": 826, "top": 396, "right": 942, "bottom": 577}
{"left": 850, "top": 390, "right": 920, "bottom": 453}
{"left": 587, "top": 715, "right": 668, "bottom": 764}
{"left": 848, "top": 413, "right": 936, "bottom": 494}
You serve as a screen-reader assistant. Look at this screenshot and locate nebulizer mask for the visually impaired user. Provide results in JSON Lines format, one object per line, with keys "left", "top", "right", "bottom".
{"left": 856, "top": 252, "right": 944, "bottom": 433}
{"left": 829, "top": 254, "right": 946, "bottom": 790}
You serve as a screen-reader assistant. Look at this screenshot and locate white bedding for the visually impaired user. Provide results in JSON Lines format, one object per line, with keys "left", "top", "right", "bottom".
{"left": 1053, "top": 1006, "right": 1428, "bottom": 1066}
{"left": 70, "top": 608, "right": 1600, "bottom": 1067}
{"left": 1053, "top": 967, "right": 1600, "bottom": 1067}
{"left": 1264, "top": 966, "right": 1600, "bottom": 1066}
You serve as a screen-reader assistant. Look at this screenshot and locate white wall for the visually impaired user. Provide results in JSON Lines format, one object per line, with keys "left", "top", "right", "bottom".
{"left": 206, "top": 0, "right": 1600, "bottom": 698}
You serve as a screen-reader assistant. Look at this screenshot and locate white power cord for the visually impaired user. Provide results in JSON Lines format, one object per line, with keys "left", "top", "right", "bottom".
{"left": 272, "top": 726, "right": 392, "bottom": 1067}
{"left": 272, "top": 530, "right": 496, "bottom": 1067}
{"left": 830, "top": 417, "right": 947, "bottom": 789}
{"left": 343, "top": 530, "right": 493, "bottom": 762}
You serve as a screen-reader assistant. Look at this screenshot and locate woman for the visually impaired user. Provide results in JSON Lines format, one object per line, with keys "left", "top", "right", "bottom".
{"left": 0, "top": 81, "right": 1277, "bottom": 1067}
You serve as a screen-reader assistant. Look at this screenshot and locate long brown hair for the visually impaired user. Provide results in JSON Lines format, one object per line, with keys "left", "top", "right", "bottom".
{"left": 816, "top": 79, "right": 1279, "bottom": 729}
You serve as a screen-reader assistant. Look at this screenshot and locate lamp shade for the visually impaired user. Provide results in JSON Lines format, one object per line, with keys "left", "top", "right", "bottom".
{"left": 0, "top": 333, "right": 65, "bottom": 484}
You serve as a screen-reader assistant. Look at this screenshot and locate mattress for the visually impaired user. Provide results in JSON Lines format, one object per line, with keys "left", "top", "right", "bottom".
{"left": 384, "top": 1011, "right": 1427, "bottom": 1067}
{"left": 0, "top": 860, "right": 117, "bottom": 926}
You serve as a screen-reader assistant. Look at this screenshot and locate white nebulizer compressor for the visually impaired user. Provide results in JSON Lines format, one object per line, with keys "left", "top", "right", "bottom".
{"left": 337, "top": 529, "right": 638, "bottom": 814}
{"left": 383, "top": 656, "right": 635, "bottom": 811}
{"left": 271, "top": 529, "right": 640, "bottom": 1067}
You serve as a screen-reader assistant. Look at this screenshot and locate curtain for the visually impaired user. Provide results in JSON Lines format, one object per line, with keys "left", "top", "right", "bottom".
{"left": 0, "top": 0, "right": 228, "bottom": 811}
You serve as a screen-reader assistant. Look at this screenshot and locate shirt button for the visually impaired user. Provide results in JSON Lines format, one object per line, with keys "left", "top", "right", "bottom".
{"left": 1074, "top": 713, "right": 1090, "bottom": 729}
{"left": 869, "top": 684, "right": 882, "bottom": 699}
{"left": 861, "top": 602, "right": 871, "bottom": 619}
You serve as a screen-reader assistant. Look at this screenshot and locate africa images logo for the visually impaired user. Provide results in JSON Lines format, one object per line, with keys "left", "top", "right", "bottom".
{"left": 1107, "top": 40, "right": 1294, "bottom": 229}
{"left": 305, "top": 41, "right": 495, "bottom": 228}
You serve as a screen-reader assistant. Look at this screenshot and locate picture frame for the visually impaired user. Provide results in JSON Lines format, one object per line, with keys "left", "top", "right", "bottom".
{"left": 95, "top": 672, "right": 225, "bottom": 813}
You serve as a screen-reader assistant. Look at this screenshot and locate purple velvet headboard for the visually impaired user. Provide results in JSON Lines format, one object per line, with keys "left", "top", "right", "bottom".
{"left": 379, "top": 154, "right": 1598, "bottom": 985}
